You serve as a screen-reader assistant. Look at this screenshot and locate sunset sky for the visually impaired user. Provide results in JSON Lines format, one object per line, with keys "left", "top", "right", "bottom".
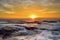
{"left": 0, "top": 0, "right": 60, "bottom": 18}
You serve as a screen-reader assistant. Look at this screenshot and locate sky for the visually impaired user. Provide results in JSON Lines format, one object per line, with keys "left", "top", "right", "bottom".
{"left": 0, "top": 0, "right": 60, "bottom": 18}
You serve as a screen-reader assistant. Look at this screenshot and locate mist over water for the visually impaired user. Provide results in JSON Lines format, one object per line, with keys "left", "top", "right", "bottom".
{"left": 0, "top": 0, "right": 60, "bottom": 40}
{"left": 0, "top": 19, "right": 60, "bottom": 40}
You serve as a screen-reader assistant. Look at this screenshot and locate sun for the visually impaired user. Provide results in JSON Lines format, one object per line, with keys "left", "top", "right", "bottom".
{"left": 29, "top": 15, "right": 37, "bottom": 19}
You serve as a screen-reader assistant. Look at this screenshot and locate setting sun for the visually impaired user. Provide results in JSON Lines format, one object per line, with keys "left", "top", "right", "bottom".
{"left": 29, "top": 15, "right": 37, "bottom": 19}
